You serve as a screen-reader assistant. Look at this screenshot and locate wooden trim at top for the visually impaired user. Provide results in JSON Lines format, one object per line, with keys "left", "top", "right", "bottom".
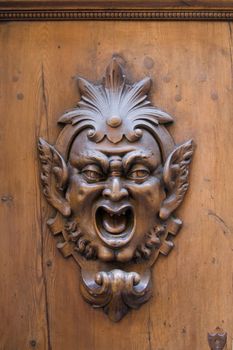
{"left": 0, "top": 0, "right": 233, "bottom": 21}
{"left": 0, "top": 9, "right": 233, "bottom": 21}
{"left": 1, "top": 1, "right": 233, "bottom": 10}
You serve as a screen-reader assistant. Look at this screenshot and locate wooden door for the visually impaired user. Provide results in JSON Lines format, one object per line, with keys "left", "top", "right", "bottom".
{"left": 1, "top": 2, "right": 233, "bottom": 349}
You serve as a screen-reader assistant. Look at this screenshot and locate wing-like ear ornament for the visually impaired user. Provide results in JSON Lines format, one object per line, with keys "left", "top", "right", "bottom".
{"left": 38, "top": 138, "right": 71, "bottom": 217}
{"left": 159, "top": 140, "right": 194, "bottom": 220}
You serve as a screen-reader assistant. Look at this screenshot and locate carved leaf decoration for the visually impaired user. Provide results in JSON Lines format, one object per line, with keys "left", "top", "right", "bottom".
{"left": 78, "top": 77, "right": 108, "bottom": 116}
{"left": 58, "top": 58, "right": 173, "bottom": 144}
{"left": 104, "top": 58, "right": 125, "bottom": 91}
{"left": 121, "top": 77, "right": 151, "bottom": 111}
{"left": 160, "top": 140, "right": 194, "bottom": 220}
{"left": 38, "top": 138, "right": 71, "bottom": 217}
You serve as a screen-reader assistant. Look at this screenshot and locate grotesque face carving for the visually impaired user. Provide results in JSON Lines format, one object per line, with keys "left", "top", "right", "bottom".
{"left": 67, "top": 129, "right": 164, "bottom": 262}
{"left": 38, "top": 58, "right": 194, "bottom": 321}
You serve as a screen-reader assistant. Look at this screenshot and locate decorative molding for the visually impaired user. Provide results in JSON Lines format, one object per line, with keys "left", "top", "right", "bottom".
{"left": 81, "top": 269, "right": 152, "bottom": 322}
{"left": 1, "top": 9, "right": 233, "bottom": 21}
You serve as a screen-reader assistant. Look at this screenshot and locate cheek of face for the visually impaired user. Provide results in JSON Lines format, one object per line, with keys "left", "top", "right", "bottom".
{"left": 66, "top": 169, "right": 118, "bottom": 261}
{"left": 115, "top": 176, "right": 165, "bottom": 262}
{"left": 129, "top": 176, "right": 165, "bottom": 216}
{"left": 66, "top": 169, "right": 103, "bottom": 230}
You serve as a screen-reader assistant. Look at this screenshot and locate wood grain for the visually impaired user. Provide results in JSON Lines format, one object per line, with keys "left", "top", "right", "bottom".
{"left": 0, "top": 23, "right": 50, "bottom": 350}
{"left": 0, "top": 20, "right": 233, "bottom": 350}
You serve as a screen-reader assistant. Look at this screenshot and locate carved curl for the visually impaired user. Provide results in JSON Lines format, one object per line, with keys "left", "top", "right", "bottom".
{"left": 81, "top": 269, "right": 152, "bottom": 322}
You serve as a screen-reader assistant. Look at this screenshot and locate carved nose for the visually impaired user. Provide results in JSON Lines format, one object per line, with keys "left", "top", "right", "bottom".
{"left": 103, "top": 177, "right": 128, "bottom": 202}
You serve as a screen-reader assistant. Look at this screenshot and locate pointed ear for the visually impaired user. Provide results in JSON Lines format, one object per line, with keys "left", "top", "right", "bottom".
{"left": 38, "top": 138, "right": 71, "bottom": 217}
{"left": 159, "top": 140, "right": 194, "bottom": 220}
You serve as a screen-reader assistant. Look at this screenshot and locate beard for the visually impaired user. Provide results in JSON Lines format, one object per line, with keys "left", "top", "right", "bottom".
{"left": 63, "top": 217, "right": 165, "bottom": 262}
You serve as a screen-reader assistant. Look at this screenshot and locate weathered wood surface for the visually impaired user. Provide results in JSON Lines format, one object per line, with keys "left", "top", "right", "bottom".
{"left": 0, "top": 20, "right": 233, "bottom": 350}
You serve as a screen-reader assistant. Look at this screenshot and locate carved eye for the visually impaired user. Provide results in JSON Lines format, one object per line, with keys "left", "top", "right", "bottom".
{"left": 81, "top": 165, "right": 105, "bottom": 182}
{"left": 127, "top": 165, "right": 150, "bottom": 181}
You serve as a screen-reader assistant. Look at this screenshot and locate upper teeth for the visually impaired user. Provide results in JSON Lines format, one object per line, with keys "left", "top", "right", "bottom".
{"left": 106, "top": 209, "right": 127, "bottom": 216}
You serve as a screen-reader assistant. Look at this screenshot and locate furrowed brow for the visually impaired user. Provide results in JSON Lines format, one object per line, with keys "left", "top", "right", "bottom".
{"left": 72, "top": 151, "right": 109, "bottom": 173}
{"left": 122, "top": 150, "right": 158, "bottom": 172}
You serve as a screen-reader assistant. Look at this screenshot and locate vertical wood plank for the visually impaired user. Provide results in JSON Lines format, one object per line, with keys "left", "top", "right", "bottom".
{"left": 0, "top": 22, "right": 50, "bottom": 350}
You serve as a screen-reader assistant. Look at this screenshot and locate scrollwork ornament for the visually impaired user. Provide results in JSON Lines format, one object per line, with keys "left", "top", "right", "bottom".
{"left": 38, "top": 58, "right": 194, "bottom": 321}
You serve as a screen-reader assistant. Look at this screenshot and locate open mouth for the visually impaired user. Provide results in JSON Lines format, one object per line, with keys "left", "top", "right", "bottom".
{"left": 95, "top": 204, "right": 135, "bottom": 248}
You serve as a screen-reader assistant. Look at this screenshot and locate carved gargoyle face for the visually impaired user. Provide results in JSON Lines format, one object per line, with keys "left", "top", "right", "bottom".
{"left": 38, "top": 58, "right": 194, "bottom": 321}
{"left": 66, "top": 129, "right": 164, "bottom": 262}
{"left": 38, "top": 58, "right": 194, "bottom": 263}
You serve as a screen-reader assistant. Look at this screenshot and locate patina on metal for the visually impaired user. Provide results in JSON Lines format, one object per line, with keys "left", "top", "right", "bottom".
{"left": 38, "top": 58, "right": 194, "bottom": 321}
